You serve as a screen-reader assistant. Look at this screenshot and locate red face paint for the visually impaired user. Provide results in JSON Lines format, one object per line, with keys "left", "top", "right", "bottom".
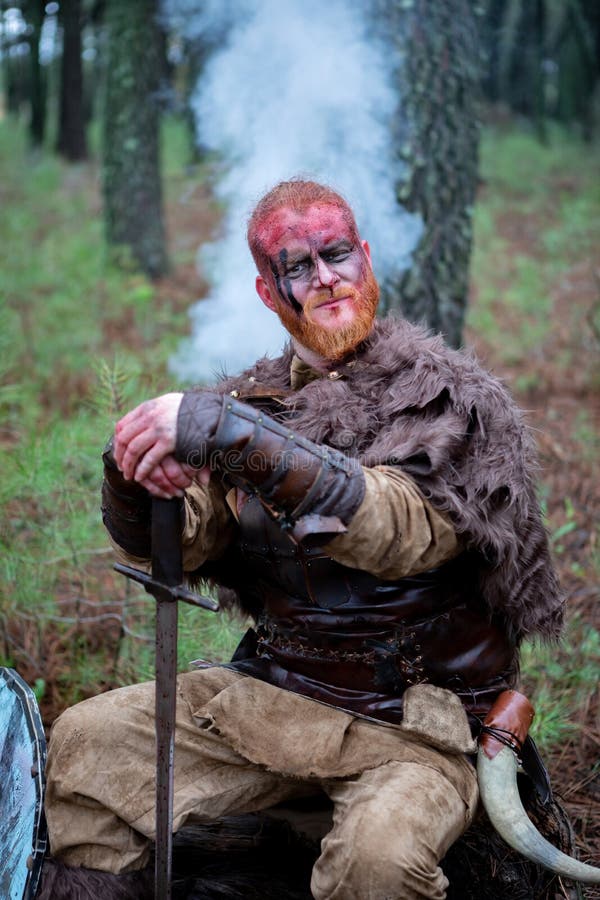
{"left": 258, "top": 204, "right": 379, "bottom": 360}
{"left": 259, "top": 204, "right": 368, "bottom": 312}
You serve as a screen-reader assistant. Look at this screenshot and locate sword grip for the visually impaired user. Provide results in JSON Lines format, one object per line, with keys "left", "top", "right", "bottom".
{"left": 151, "top": 497, "right": 184, "bottom": 587}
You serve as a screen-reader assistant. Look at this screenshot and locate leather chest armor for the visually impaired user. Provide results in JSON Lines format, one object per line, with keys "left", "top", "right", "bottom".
{"left": 226, "top": 495, "right": 517, "bottom": 725}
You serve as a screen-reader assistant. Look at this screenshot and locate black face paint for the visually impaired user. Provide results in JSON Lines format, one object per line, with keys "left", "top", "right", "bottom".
{"left": 277, "top": 249, "right": 302, "bottom": 314}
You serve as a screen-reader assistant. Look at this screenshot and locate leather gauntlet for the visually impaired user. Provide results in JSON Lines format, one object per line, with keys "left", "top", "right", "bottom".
{"left": 176, "top": 392, "right": 366, "bottom": 540}
{"left": 101, "top": 438, "right": 152, "bottom": 558}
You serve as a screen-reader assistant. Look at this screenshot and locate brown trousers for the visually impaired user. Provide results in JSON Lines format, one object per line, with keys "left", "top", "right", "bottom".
{"left": 45, "top": 667, "right": 479, "bottom": 899}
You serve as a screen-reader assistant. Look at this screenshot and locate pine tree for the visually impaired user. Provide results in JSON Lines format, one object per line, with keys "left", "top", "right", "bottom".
{"left": 102, "top": 0, "right": 168, "bottom": 278}
{"left": 374, "top": 0, "right": 482, "bottom": 348}
{"left": 56, "top": 0, "right": 88, "bottom": 161}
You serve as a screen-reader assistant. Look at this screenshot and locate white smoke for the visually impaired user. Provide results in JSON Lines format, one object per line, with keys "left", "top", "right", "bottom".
{"left": 165, "top": 0, "right": 423, "bottom": 384}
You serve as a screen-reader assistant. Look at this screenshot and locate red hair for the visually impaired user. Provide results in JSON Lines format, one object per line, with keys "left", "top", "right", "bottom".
{"left": 247, "top": 179, "right": 359, "bottom": 274}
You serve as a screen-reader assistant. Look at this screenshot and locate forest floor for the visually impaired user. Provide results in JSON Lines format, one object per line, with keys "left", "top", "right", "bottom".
{"left": 1, "top": 117, "right": 598, "bottom": 888}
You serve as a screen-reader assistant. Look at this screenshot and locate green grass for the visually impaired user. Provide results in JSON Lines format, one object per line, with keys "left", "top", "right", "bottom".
{"left": 468, "top": 123, "right": 600, "bottom": 362}
{"left": 521, "top": 618, "right": 600, "bottom": 755}
{"left": 476, "top": 122, "right": 600, "bottom": 197}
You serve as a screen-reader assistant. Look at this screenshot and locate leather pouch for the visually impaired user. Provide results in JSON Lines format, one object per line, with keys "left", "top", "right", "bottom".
{"left": 399, "top": 684, "right": 477, "bottom": 754}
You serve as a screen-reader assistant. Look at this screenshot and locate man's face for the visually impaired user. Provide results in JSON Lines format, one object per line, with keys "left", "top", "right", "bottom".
{"left": 255, "top": 203, "right": 379, "bottom": 360}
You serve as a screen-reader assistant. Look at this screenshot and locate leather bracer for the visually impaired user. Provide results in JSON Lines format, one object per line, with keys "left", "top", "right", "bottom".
{"left": 101, "top": 438, "right": 152, "bottom": 558}
{"left": 176, "top": 392, "right": 366, "bottom": 540}
{"left": 479, "top": 690, "right": 535, "bottom": 759}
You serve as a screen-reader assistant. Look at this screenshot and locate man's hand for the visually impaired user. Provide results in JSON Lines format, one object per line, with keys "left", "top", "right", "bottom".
{"left": 114, "top": 392, "right": 182, "bottom": 479}
{"left": 113, "top": 393, "right": 193, "bottom": 498}
{"left": 113, "top": 391, "right": 221, "bottom": 499}
{"left": 137, "top": 453, "right": 198, "bottom": 499}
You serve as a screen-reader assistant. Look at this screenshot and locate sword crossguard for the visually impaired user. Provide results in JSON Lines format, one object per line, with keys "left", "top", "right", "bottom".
{"left": 114, "top": 563, "right": 219, "bottom": 612}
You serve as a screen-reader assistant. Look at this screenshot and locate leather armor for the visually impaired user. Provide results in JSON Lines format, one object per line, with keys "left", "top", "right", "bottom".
{"left": 223, "top": 495, "right": 518, "bottom": 726}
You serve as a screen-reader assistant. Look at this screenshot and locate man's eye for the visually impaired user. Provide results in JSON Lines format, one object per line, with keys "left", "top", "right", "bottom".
{"left": 286, "top": 262, "right": 308, "bottom": 277}
{"left": 324, "top": 248, "right": 351, "bottom": 264}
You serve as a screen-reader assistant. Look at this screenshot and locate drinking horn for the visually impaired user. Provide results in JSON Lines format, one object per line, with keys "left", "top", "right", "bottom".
{"left": 477, "top": 691, "right": 599, "bottom": 884}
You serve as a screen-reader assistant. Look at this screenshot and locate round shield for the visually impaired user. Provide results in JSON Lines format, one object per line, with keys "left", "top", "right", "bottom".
{"left": 0, "top": 667, "right": 47, "bottom": 900}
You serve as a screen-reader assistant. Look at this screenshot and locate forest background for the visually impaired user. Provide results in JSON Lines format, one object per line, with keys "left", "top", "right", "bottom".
{"left": 0, "top": 0, "right": 599, "bottom": 882}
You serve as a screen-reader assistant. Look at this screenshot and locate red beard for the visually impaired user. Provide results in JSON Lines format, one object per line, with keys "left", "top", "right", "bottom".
{"left": 273, "top": 268, "right": 380, "bottom": 361}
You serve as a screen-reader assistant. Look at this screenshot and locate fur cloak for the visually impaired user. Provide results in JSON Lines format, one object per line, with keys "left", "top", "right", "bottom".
{"left": 209, "top": 316, "right": 564, "bottom": 643}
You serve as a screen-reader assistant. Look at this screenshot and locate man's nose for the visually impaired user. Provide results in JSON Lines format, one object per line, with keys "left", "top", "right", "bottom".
{"left": 314, "top": 257, "right": 339, "bottom": 287}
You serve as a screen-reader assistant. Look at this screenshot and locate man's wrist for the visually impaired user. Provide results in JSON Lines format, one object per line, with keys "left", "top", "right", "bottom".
{"left": 102, "top": 437, "right": 152, "bottom": 556}
{"left": 175, "top": 391, "right": 225, "bottom": 468}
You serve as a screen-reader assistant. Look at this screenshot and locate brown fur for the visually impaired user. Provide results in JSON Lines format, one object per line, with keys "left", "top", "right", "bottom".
{"left": 209, "top": 316, "right": 564, "bottom": 643}
{"left": 36, "top": 858, "right": 153, "bottom": 899}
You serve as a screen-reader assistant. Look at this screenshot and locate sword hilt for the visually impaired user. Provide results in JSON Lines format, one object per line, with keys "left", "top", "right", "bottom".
{"left": 113, "top": 563, "right": 219, "bottom": 612}
{"left": 112, "top": 498, "right": 220, "bottom": 900}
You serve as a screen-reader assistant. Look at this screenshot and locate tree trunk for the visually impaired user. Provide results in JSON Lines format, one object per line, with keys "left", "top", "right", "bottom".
{"left": 532, "top": 0, "right": 547, "bottom": 142}
{"left": 23, "top": 0, "right": 47, "bottom": 147}
{"left": 102, "top": 0, "right": 168, "bottom": 278}
{"left": 181, "top": 36, "right": 212, "bottom": 164}
{"left": 376, "top": 0, "right": 482, "bottom": 348}
{"left": 4, "top": 51, "right": 29, "bottom": 116}
{"left": 565, "top": 0, "right": 600, "bottom": 141}
{"left": 56, "top": 0, "right": 88, "bottom": 161}
{"left": 0, "top": 2, "right": 16, "bottom": 114}
{"left": 505, "top": 0, "right": 545, "bottom": 124}
{"left": 482, "top": 0, "right": 509, "bottom": 103}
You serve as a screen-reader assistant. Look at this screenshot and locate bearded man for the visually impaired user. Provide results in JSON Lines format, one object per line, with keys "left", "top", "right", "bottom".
{"left": 39, "top": 180, "right": 564, "bottom": 900}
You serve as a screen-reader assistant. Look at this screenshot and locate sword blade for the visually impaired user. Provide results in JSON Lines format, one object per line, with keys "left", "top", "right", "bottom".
{"left": 151, "top": 497, "right": 183, "bottom": 900}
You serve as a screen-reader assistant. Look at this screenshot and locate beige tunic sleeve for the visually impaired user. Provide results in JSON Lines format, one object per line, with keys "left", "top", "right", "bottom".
{"left": 180, "top": 476, "right": 237, "bottom": 571}
{"left": 325, "top": 465, "right": 461, "bottom": 579}
{"left": 109, "top": 475, "right": 236, "bottom": 573}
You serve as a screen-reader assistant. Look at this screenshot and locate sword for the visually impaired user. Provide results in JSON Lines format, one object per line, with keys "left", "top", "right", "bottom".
{"left": 115, "top": 496, "right": 218, "bottom": 900}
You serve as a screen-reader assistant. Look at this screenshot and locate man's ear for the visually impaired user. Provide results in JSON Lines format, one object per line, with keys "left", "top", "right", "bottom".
{"left": 256, "top": 275, "right": 278, "bottom": 311}
{"left": 361, "top": 239, "right": 373, "bottom": 270}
